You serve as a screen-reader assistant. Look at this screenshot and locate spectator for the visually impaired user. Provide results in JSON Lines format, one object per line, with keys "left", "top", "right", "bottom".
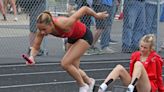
{"left": 98, "top": 34, "right": 164, "bottom": 92}
{"left": 160, "top": 42, "right": 164, "bottom": 53}
{"left": 145, "top": 0, "right": 164, "bottom": 52}
{"left": 28, "top": 0, "right": 47, "bottom": 56}
{"left": 18, "top": 0, "right": 47, "bottom": 55}
{"left": 99, "top": 0, "right": 118, "bottom": 53}
{"left": 3, "top": 0, "right": 18, "bottom": 21}
{"left": 84, "top": 0, "right": 102, "bottom": 55}
{"left": 114, "top": 0, "right": 123, "bottom": 20}
{"left": 87, "top": 0, "right": 118, "bottom": 55}
{"left": 122, "top": 0, "right": 145, "bottom": 53}
{"left": 161, "top": 42, "right": 164, "bottom": 51}
{"left": 0, "top": 0, "right": 6, "bottom": 20}
{"left": 160, "top": 4, "right": 164, "bottom": 22}
{"left": 145, "top": 0, "right": 164, "bottom": 35}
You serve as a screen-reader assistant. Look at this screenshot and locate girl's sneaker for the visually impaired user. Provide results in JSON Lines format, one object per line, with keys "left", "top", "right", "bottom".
{"left": 14, "top": 17, "right": 18, "bottom": 21}
{"left": 79, "top": 84, "right": 89, "bottom": 92}
{"left": 89, "top": 78, "right": 95, "bottom": 92}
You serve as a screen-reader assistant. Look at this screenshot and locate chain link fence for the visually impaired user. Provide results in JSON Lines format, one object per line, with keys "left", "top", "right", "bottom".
{"left": 0, "top": 0, "right": 164, "bottom": 58}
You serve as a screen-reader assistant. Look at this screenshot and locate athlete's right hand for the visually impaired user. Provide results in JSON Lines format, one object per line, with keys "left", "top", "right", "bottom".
{"left": 26, "top": 56, "right": 35, "bottom": 65}
{"left": 22, "top": 54, "right": 35, "bottom": 65}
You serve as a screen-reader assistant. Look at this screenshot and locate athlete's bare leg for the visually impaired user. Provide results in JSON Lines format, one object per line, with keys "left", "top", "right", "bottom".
{"left": 60, "top": 39, "right": 90, "bottom": 86}
{"left": 102, "top": 64, "right": 131, "bottom": 86}
{"left": 132, "top": 62, "right": 151, "bottom": 92}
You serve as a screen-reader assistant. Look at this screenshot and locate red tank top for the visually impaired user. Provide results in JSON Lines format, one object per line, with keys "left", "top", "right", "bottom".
{"left": 53, "top": 17, "right": 86, "bottom": 39}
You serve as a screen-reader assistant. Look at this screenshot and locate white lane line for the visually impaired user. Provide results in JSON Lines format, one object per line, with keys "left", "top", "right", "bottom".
{"left": 2, "top": 73, "right": 164, "bottom": 89}
{"left": 0, "top": 79, "right": 105, "bottom": 89}
{"left": 0, "top": 62, "right": 60, "bottom": 67}
{"left": 0, "top": 61, "right": 128, "bottom": 68}
{"left": 0, "top": 68, "right": 117, "bottom": 77}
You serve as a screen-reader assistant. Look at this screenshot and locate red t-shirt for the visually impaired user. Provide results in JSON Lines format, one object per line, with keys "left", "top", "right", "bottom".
{"left": 52, "top": 17, "right": 86, "bottom": 39}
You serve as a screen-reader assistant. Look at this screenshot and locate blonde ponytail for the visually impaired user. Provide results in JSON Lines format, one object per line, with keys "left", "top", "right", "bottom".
{"left": 37, "top": 11, "right": 53, "bottom": 25}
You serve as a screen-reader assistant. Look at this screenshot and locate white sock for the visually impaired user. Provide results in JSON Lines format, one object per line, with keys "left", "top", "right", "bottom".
{"left": 100, "top": 83, "right": 108, "bottom": 91}
{"left": 30, "top": 47, "right": 32, "bottom": 49}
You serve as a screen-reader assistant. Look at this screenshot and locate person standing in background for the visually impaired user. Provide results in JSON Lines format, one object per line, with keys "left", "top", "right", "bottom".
{"left": 160, "top": 3, "right": 164, "bottom": 22}
{"left": 159, "top": 3, "right": 164, "bottom": 51}
{"left": 145, "top": 0, "right": 164, "bottom": 35}
{"left": 88, "top": 0, "right": 118, "bottom": 55}
{"left": 145, "top": 0, "right": 164, "bottom": 52}
{"left": 122, "top": 0, "right": 145, "bottom": 53}
{"left": 28, "top": 0, "right": 47, "bottom": 56}
{"left": 99, "top": 0, "right": 118, "bottom": 53}
{"left": 3, "top": 0, "right": 18, "bottom": 21}
{"left": 18, "top": 0, "right": 47, "bottom": 56}
{"left": 0, "top": 0, "right": 6, "bottom": 20}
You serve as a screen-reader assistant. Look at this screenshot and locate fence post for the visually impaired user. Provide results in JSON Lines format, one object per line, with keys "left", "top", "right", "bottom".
{"left": 42, "top": 0, "right": 48, "bottom": 56}
{"left": 157, "top": 0, "right": 160, "bottom": 52}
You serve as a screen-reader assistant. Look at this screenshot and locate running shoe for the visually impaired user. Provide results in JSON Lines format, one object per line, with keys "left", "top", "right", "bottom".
{"left": 79, "top": 84, "right": 89, "bottom": 92}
